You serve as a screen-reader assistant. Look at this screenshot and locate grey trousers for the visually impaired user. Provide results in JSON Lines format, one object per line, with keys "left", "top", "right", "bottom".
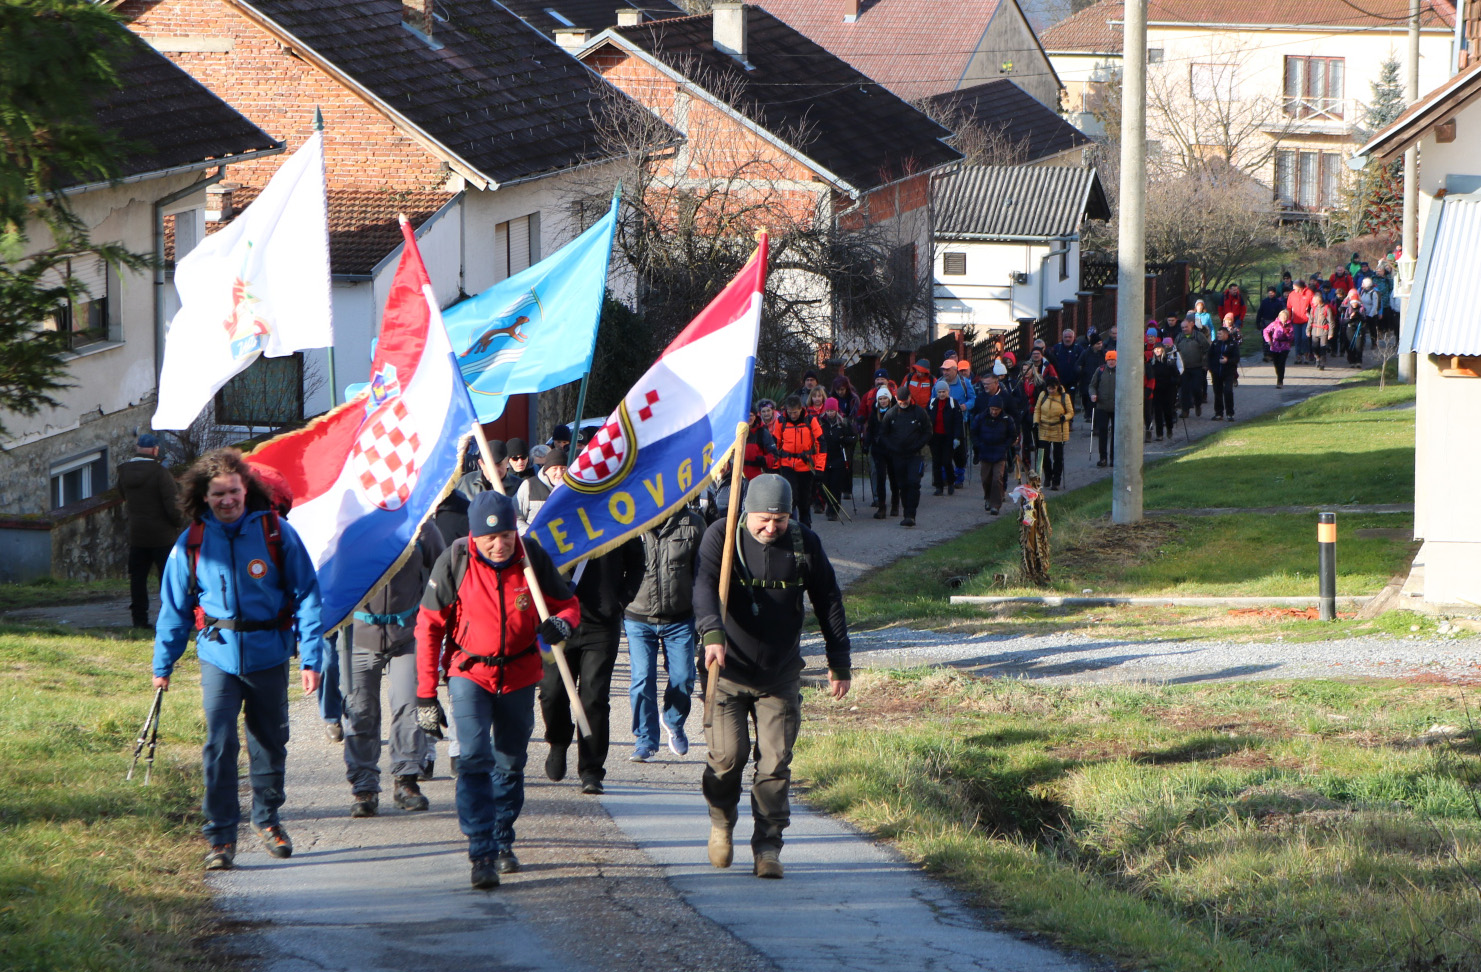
{"left": 701, "top": 674, "right": 801, "bottom": 853}
{"left": 342, "top": 639, "right": 427, "bottom": 794}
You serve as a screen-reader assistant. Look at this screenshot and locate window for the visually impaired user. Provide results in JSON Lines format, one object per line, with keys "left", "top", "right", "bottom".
{"left": 1147, "top": 47, "right": 1164, "bottom": 64}
{"left": 1274, "top": 149, "right": 1344, "bottom": 210}
{"left": 1191, "top": 62, "right": 1236, "bottom": 102}
{"left": 1284, "top": 56, "right": 1344, "bottom": 119}
{"left": 50, "top": 448, "right": 108, "bottom": 509}
{"left": 214, "top": 352, "right": 305, "bottom": 427}
{"left": 40, "top": 255, "right": 112, "bottom": 351}
{"left": 496, "top": 213, "right": 541, "bottom": 279}
{"left": 942, "top": 252, "right": 967, "bottom": 275}
{"left": 1059, "top": 246, "right": 1070, "bottom": 282}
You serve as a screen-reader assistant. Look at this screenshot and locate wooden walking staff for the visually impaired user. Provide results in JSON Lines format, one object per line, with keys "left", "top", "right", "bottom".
{"left": 469, "top": 421, "right": 592, "bottom": 738}
{"left": 704, "top": 420, "right": 751, "bottom": 729}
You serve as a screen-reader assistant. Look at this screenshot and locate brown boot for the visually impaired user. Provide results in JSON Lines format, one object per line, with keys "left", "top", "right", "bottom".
{"left": 708, "top": 823, "right": 734, "bottom": 868}
{"left": 753, "top": 848, "right": 784, "bottom": 879}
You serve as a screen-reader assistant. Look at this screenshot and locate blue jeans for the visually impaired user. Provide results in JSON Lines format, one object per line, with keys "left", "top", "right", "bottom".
{"left": 318, "top": 629, "right": 344, "bottom": 723}
{"left": 200, "top": 660, "right": 290, "bottom": 846}
{"left": 623, "top": 618, "right": 697, "bottom": 751}
{"left": 448, "top": 677, "right": 535, "bottom": 861}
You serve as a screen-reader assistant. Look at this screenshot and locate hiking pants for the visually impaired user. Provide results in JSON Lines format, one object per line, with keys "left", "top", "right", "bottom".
{"left": 128, "top": 545, "right": 170, "bottom": 627}
{"left": 1153, "top": 382, "right": 1178, "bottom": 436}
{"left": 200, "top": 660, "right": 289, "bottom": 846}
{"left": 1094, "top": 410, "right": 1115, "bottom": 464}
{"left": 702, "top": 674, "right": 801, "bottom": 854}
{"left": 1179, "top": 367, "right": 1206, "bottom": 411}
{"left": 889, "top": 454, "right": 924, "bottom": 518}
{"left": 778, "top": 468, "right": 814, "bottom": 528}
{"left": 929, "top": 433, "right": 954, "bottom": 489}
{"left": 539, "top": 619, "right": 619, "bottom": 784}
{"left": 1213, "top": 371, "right": 1236, "bottom": 418}
{"left": 870, "top": 447, "right": 897, "bottom": 509}
{"left": 979, "top": 460, "right": 1006, "bottom": 510}
{"left": 449, "top": 678, "right": 535, "bottom": 861}
{"left": 343, "top": 634, "right": 426, "bottom": 794}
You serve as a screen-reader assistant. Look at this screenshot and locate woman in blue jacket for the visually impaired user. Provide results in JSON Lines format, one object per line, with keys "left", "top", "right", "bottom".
{"left": 969, "top": 394, "right": 1018, "bottom": 515}
{"left": 152, "top": 449, "right": 324, "bottom": 871}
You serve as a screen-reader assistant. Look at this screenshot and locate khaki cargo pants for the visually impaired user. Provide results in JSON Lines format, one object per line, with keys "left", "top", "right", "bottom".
{"left": 701, "top": 673, "right": 801, "bottom": 853}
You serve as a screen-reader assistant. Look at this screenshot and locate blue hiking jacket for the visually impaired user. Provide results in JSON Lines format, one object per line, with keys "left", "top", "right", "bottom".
{"left": 153, "top": 509, "right": 325, "bottom": 677}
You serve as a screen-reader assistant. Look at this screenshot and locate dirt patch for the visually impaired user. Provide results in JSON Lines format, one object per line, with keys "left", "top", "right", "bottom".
{"left": 1057, "top": 519, "right": 1181, "bottom": 577}
{"left": 1227, "top": 607, "right": 1358, "bottom": 620}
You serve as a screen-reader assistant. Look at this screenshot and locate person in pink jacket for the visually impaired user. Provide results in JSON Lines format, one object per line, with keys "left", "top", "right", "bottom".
{"left": 1263, "top": 311, "right": 1295, "bottom": 388}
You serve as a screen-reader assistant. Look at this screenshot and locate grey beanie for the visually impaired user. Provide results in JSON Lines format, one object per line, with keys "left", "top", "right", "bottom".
{"left": 743, "top": 473, "right": 792, "bottom": 516}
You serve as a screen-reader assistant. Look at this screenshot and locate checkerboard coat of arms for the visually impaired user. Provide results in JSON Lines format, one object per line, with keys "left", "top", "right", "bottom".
{"left": 566, "top": 400, "right": 640, "bottom": 493}
{"left": 349, "top": 363, "right": 423, "bottom": 510}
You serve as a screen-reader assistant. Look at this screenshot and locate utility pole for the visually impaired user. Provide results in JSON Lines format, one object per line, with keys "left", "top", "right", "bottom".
{"left": 1112, "top": 0, "right": 1147, "bottom": 525}
{"left": 1398, "top": 0, "right": 1420, "bottom": 383}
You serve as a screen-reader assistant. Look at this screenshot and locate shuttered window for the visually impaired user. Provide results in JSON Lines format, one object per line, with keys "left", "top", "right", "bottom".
{"left": 38, "top": 255, "right": 111, "bottom": 350}
{"left": 942, "top": 252, "right": 966, "bottom": 275}
{"left": 498, "top": 213, "right": 543, "bottom": 278}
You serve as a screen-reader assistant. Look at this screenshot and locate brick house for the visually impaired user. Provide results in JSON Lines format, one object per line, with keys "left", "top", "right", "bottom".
{"left": 118, "top": 0, "right": 637, "bottom": 441}
{"left": 0, "top": 25, "right": 277, "bottom": 571}
{"left": 578, "top": 3, "right": 962, "bottom": 357}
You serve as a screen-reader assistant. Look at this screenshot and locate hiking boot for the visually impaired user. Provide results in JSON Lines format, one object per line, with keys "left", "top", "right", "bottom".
{"left": 545, "top": 745, "right": 567, "bottom": 782}
{"left": 256, "top": 824, "right": 293, "bottom": 859}
{"left": 204, "top": 843, "right": 236, "bottom": 870}
{"left": 708, "top": 823, "right": 734, "bottom": 868}
{"left": 496, "top": 850, "right": 521, "bottom": 874}
{"left": 1097, "top": 459, "right": 1108, "bottom": 467}
{"left": 1195, "top": 404, "right": 1202, "bottom": 417}
{"left": 350, "top": 792, "right": 379, "bottom": 818}
{"left": 393, "top": 776, "right": 429, "bottom": 812}
{"left": 825, "top": 510, "right": 838, "bottom": 521}
{"left": 947, "top": 484, "right": 955, "bottom": 495}
{"left": 753, "top": 849, "right": 784, "bottom": 879}
{"left": 1144, "top": 428, "right": 1151, "bottom": 443}
{"left": 1155, "top": 433, "right": 1163, "bottom": 441}
{"left": 581, "top": 778, "right": 605, "bottom": 795}
{"left": 325, "top": 720, "right": 344, "bottom": 743}
{"left": 419, "top": 757, "right": 435, "bottom": 781}
{"left": 666, "top": 724, "right": 690, "bottom": 756}
{"left": 889, "top": 501, "right": 899, "bottom": 517}
{"left": 873, "top": 509, "right": 887, "bottom": 519}
{"left": 990, "top": 507, "right": 1000, "bottom": 516}
{"left": 901, "top": 516, "right": 915, "bottom": 527}
{"left": 470, "top": 857, "right": 500, "bottom": 890}
{"left": 933, "top": 487, "right": 944, "bottom": 496}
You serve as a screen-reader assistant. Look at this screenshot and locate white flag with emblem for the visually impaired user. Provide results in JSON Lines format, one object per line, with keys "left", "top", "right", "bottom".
{"left": 152, "top": 131, "right": 332, "bottom": 430}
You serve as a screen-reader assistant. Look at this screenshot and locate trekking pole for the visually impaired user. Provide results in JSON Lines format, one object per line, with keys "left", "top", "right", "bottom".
{"left": 818, "top": 482, "right": 851, "bottom": 523}
{"left": 469, "top": 422, "right": 592, "bottom": 739}
{"left": 1086, "top": 406, "right": 1096, "bottom": 462}
{"left": 127, "top": 686, "right": 164, "bottom": 783}
{"left": 706, "top": 421, "right": 751, "bottom": 730}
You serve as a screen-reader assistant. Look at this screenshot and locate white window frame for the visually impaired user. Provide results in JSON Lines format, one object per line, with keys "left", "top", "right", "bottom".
{"left": 49, "top": 448, "right": 107, "bottom": 509}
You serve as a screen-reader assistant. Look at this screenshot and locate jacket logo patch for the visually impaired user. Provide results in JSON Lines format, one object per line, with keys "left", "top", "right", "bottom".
{"left": 247, "top": 559, "right": 269, "bottom": 580}
{"left": 515, "top": 592, "right": 531, "bottom": 611}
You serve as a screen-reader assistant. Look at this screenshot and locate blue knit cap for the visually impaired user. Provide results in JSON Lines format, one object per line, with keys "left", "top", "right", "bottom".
{"left": 469, "top": 491, "right": 518, "bottom": 536}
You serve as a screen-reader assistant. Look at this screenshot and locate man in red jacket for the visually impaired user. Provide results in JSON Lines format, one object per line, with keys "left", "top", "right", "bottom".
{"left": 416, "top": 490, "right": 580, "bottom": 890}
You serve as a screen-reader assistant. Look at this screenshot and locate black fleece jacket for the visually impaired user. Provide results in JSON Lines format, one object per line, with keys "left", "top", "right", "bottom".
{"left": 693, "top": 519, "right": 850, "bottom": 688}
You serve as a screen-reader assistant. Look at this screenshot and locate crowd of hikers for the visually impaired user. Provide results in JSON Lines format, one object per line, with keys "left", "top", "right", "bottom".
{"left": 734, "top": 253, "right": 1394, "bottom": 528}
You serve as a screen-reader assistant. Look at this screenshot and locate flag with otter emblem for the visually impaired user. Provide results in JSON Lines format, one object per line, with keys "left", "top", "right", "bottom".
{"left": 526, "top": 235, "right": 767, "bottom": 570}
{"left": 246, "top": 217, "right": 474, "bottom": 631}
{"left": 442, "top": 190, "right": 619, "bottom": 422}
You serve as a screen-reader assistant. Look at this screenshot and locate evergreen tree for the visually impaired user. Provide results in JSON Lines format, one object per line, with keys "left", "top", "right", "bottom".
{"left": 1352, "top": 56, "right": 1405, "bottom": 237}
{"left": 0, "top": 0, "right": 145, "bottom": 434}
{"left": 1364, "top": 57, "right": 1406, "bottom": 132}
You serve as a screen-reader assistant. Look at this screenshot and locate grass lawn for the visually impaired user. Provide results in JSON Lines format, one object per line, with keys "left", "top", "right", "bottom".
{"left": 845, "top": 380, "right": 1421, "bottom": 640}
{"left": 0, "top": 576, "right": 128, "bottom": 613}
{"left": 796, "top": 670, "right": 1481, "bottom": 972}
{"left": 0, "top": 623, "right": 236, "bottom": 972}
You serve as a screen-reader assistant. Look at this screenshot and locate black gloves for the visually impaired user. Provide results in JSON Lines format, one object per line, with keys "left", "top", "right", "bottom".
{"left": 416, "top": 696, "right": 447, "bottom": 739}
{"left": 537, "top": 616, "right": 572, "bottom": 644}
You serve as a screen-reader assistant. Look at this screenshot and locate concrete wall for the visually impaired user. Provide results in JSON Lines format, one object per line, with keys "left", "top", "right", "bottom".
{"left": 0, "top": 493, "right": 129, "bottom": 583}
{"left": 1413, "top": 354, "right": 1481, "bottom": 605}
{"left": 935, "top": 237, "right": 1080, "bottom": 333}
{"left": 961, "top": 1, "right": 1062, "bottom": 109}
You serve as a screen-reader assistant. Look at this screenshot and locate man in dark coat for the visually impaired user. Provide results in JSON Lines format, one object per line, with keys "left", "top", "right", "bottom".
{"left": 118, "top": 433, "right": 181, "bottom": 628}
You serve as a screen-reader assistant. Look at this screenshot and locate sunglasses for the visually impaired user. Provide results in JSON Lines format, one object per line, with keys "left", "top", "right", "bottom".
{"left": 509, "top": 454, "right": 528, "bottom": 461}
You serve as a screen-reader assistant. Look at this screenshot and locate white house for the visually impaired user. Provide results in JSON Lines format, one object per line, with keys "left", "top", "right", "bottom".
{"left": 1358, "top": 59, "right": 1481, "bottom": 609}
{"left": 0, "top": 29, "right": 280, "bottom": 522}
{"left": 933, "top": 164, "right": 1109, "bottom": 335}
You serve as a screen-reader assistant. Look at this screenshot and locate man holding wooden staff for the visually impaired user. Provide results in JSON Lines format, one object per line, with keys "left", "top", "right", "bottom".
{"left": 415, "top": 489, "right": 581, "bottom": 890}
{"left": 694, "top": 473, "right": 851, "bottom": 879}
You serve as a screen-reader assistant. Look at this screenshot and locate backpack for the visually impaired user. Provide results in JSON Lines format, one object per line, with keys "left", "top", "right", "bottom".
{"left": 185, "top": 512, "right": 290, "bottom": 634}
{"left": 731, "top": 522, "right": 809, "bottom": 603}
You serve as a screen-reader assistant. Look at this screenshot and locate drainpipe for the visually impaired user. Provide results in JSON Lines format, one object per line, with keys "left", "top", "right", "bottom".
{"left": 1454, "top": 0, "right": 1466, "bottom": 75}
{"left": 153, "top": 167, "right": 226, "bottom": 384}
{"left": 1039, "top": 239, "right": 1072, "bottom": 322}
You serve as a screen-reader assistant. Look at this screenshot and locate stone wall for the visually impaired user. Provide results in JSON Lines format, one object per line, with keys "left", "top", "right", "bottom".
{"left": 0, "top": 400, "right": 156, "bottom": 516}
{"left": 50, "top": 495, "right": 130, "bottom": 582}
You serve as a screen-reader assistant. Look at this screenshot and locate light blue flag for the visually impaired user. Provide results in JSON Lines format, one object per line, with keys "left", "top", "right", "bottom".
{"left": 441, "top": 191, "right": 619, "bottom": 422}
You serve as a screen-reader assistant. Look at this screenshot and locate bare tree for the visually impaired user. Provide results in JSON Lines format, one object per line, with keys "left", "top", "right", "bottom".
{"left": 569, "top": 56, "right": 935, "bottom": 383}
{"left": 914, "top": 98, "right": 1032, "bottom": 168}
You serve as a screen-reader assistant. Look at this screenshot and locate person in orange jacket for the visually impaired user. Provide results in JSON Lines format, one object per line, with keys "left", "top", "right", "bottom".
{"left": 900, "top": 357, "right": 934, "bottom": 407}
{"left": 770, "top": 395, "right": 825, "bottom": 528}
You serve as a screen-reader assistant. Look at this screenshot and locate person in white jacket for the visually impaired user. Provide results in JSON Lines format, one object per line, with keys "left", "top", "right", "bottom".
{"left": 515, "top": 448, "right": 567, "bottom": 534}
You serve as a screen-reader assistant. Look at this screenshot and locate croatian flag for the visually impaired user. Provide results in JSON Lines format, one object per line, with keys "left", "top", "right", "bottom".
{"left": 247, "top": 217, "right": 474, "bottom": 631}
{"left": 526, "top": 235, "right": 766, "bottom": 570}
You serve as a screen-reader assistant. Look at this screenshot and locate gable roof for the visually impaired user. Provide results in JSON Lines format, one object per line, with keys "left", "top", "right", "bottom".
{"left": 1358, "top": 58, "right": 1481, "bottom": 162}
{"left": 1043, "top": 0, "right": 1452, "bottom": 51}
{"left": 1041, "top": 0, "right": 1123, "bottom": 53}
{"left": 225, "top": 0, "right": 624, "bottom": 190}
{"left": 592, "top": 7, "right": 962, "bottom": 194}
{"left": 924, "top": 79, "right": 1092, "bottom": 164}
{"left": 61, "top": 25, "right": 281, "bottom": 193}
{"left": 934, "top": 164, "right": 1110, "bottom": 239}
{"left": 497, "top": 0, "right": 685, "bottom": 36}
{"left": 747, "top": 0, "right": 1015, "bottom": 102}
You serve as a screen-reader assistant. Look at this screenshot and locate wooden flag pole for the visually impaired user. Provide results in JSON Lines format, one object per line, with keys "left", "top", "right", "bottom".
{"left": 470, "top": 421, "right": 592, "bottom": 739}
{"left": 705, "top": 420, "right": 751, "bottom": 728}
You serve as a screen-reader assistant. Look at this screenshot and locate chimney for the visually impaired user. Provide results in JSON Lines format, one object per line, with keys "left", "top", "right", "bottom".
{"left": 615, "top": 8, "right": 643, "bottom": 26}
{"left": 205, "top": 182, "right": 241, "bottom": 222}
{"left": 402, "top": 0, "right": 433, "bottom": 39}
{"left": 555, "top": 27, "right": 591, "bottom": 50}
{"left": 843, "top": 0, "right": 860, "bottom": 22}
{"left": 711, "top": 2, "right": 747, "bottom": 61}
